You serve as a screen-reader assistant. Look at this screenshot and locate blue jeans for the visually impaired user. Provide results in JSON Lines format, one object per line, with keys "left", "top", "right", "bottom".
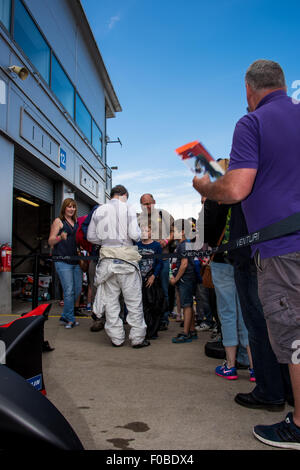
{"left": 234, "top": 261, "right": 293, "bottom": 403}
{"left": 55, "top": 262, "right": 83, "bottom": 323}
{"left": 210, "top": 261, "right": 249, "bottom": 364}
{"left": 195, "top": 283, "right": 214, "bottom": 326}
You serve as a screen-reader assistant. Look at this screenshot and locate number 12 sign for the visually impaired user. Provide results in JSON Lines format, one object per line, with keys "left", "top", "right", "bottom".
{"left": 60, "top": 148, "right": 66, "bottom": 170}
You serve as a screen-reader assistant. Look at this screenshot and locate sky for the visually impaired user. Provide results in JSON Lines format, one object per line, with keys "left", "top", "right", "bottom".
{"left": 81, "top": 0, "right": 300, "bottom": 219}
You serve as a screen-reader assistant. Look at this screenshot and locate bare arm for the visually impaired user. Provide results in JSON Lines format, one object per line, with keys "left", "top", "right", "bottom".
{"left": 170, "top": 258, "right": 188, "bottom": 285}
{"left": 192, "top": 168, "right": 257, "bottom": 204}
{"left": 48, "top": 218, "right": 64, "bottom": 248}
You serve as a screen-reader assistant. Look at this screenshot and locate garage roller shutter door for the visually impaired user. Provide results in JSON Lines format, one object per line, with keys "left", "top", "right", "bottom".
{"left": 14, "top": 157, "right": 54, "bottom": 204}
{"left": 76, "top": 198, "right": 91, "bottom": 217}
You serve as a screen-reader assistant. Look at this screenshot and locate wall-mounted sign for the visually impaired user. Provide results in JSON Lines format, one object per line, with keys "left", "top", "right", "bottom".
{"left": 60, "top": 148, "right": 66, "bottom": 170}
{"left": 80, "top": 166, "right": 98, "bottom": 197}
{"left": 20, "top": 107, "right": 60, "bottom": 167}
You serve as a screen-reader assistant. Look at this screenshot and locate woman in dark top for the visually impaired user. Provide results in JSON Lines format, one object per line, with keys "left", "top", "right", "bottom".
{"left": 48, "top": 198, "right": 82, "bottom": 329}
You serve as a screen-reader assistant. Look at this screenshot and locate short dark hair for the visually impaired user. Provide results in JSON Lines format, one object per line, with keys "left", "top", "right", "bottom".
{"left": 174, "top": 218, "right": 194, "bottom": 239}
{"left": 245, "top": 59, "right": 286, "bottom": 91}
{"left": 110, "top": 185, "right": 129, "bottom": 199}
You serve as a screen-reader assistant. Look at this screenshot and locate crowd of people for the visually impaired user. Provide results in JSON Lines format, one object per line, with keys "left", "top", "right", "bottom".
{"left": 47, "top": 59, "right": 300, "bottom": 450}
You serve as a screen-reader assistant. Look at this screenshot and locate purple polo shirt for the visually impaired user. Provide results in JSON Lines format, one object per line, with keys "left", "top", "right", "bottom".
{"left": 229, "top": 90, "right": 300, "bottom": 259}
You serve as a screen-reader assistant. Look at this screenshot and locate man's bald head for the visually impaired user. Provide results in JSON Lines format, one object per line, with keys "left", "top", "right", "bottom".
{"left": 140, "top": 193, "right": 156, "bottom": 214}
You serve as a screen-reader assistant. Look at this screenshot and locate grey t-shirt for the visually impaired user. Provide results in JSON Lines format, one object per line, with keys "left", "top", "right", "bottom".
{"left": 174, "top": 240, "right": 196, "bottom": 281}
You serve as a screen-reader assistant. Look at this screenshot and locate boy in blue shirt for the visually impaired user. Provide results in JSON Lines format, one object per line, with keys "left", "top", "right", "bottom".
{"left": 170, "top": 219, "right": 197, "bottom": 343}
{"left": 138, "top": 226, "right": 164, "bottom": 339}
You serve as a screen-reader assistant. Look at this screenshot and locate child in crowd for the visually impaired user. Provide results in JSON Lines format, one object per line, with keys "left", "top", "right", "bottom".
{"left": 137, "top": 225, "right": 164, "bottom": 339}
{"left": 169, "top": 219, "right": 197, "bottom": 343}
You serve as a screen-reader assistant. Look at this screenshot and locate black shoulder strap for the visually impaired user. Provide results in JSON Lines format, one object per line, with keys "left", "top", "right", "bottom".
{"left": 215, "top": 212, "right": 300, "bottom": 255}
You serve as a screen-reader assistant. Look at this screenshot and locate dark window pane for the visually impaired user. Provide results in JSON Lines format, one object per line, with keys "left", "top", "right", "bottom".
{"left": 0, "top": 0, "right": 11, "bottom": 31}
{"left": 92, "top": 120, "right": 103, "bottom": 158}
{"left": 75, "top": 93, "right": 91, "bottom": 141}
{"left": 51, "top": 55, "right": 74, "bottom": 118}
{"left": 14, "top": 0, "right": 50, "bottom": 83}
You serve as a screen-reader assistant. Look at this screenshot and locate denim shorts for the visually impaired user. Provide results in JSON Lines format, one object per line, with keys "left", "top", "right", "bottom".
{"left": 256, "top": 250, "right": 300, "bottom": 364}
{"left": 178, "top": 278, "right": 196, "bottom": 308}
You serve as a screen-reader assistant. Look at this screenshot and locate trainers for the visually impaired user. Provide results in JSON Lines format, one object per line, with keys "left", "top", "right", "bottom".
{"left": 195, "top": 322, "right": 211, "bottom": 332}
{"left": 132, "top": 339, "right": 151, "bottom": 349}
{"left": 249, "top": 368, "right": 256, "bottom": 382}
{"left": 59, "top": 316, "right": 68, "bottom": 325}
{"left": 158, "top": 324, "right": 168, "bottom": 331}
{"left": 76, "top": 311, "right": 88, "bottom": 317}
{"left": 75, "top": 308, "right": 88, "bottom": 317}
{"left": 65, "top": 321, "right": 79, "bottom": 329}
{"left": 209, "top": 322, "right": 217, "bottom": 331}
{"left": 172, "top": 333, "right": 192, "bottom": 344}
{"left": 189, "top": 330, "right": 198, "bottom": 340}
{"left": 253, "top": 412, "right": 300, "bottom": 450}
{"left": 208, "top": 332, "right": 222, "bottom": 342}
{"left": 215, "top": 361, "right": 238, "bottom": 380}
{"left": 209, "top": 325, "right": 220, "bottom": 339}
{"left": 111, "top": 341, "right": 124, "bottom": 347}
{"left": 90, "top": 319, "right": 105, "bottom": 332}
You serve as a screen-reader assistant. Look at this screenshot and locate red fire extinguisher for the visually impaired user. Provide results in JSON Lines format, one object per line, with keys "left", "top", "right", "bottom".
{"left": 1, "top": 244, "right": 12, "bottom": 272}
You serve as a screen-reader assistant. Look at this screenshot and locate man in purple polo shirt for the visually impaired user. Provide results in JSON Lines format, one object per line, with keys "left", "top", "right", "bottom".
{"left": 193, "top": 59, "right": 300, "bottom": 450}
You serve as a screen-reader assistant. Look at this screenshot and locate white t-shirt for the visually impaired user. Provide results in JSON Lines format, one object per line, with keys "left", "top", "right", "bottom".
{"left": 87, "top": 198, "right": 141, "bottom": 247}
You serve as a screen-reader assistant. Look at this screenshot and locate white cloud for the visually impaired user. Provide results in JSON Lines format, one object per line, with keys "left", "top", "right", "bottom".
{"left": 108, "top": 15, "right": 121, "bottom": 30}
{"left": 113, "top": 168, "right": 202, "bottom": 220}
{"left": 115, "top": 168, "right": 190, "bottom": 184}
{"left": 115, "top": 170, "right": 143, "bottom": 182}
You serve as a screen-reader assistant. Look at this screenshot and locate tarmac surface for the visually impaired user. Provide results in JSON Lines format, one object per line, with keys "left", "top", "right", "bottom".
{"left": 2, "top": 299, "right": 294, "bottom": 451}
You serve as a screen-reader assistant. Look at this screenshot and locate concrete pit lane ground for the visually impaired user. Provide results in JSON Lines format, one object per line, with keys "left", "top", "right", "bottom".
{"left": 2, "top": 300, "right": 293, "bottom": 451}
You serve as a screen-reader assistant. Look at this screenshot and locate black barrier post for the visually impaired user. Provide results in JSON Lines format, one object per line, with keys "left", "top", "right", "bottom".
{"left": 32, "top": 254, "right": 40, "bottom": 310}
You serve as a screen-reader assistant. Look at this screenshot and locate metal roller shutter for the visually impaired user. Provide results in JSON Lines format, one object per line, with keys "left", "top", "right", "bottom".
{"left": 14, "top": 157, "right": 54, "bottom": 204}
{"left": 76, "top": 197, "right": 91, "bottom": 217}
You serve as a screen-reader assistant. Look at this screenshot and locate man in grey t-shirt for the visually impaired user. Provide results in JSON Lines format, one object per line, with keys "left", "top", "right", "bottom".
{"left": 138, "top": 194, "right": 174, "bottom": 328}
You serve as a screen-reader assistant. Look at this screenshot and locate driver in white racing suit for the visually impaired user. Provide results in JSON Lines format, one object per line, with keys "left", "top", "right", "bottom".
{"left": 87, "top": 185, "right": 150, "bottom": 348}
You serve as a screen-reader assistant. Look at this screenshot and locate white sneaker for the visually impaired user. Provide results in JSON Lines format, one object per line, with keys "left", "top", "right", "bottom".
{"left": 65, "top": 321, "right": 79, "bottom": 329}
{"left": 195, "top": 322, "right": 211, "bottom": 332}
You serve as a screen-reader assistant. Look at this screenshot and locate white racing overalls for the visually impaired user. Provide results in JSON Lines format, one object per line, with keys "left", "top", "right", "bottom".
{"left": 93, "top": 246, "right": 147, "bottom": 346}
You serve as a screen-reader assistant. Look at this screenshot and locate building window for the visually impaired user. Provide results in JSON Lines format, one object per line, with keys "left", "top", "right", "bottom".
{"left": 0, "top": 0, "right": 11, "bottom": 31}
{"left": 51, "top": 54, "right": 74, "bottom": 119}
{"left": 75, "top": 93, "right": 91, "bottom": 141}
{"left": 92, "top": 120, "right": 103, "bottom": 159}
{"left": 14, "top": 0, "right": 50, "bottom": 83}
